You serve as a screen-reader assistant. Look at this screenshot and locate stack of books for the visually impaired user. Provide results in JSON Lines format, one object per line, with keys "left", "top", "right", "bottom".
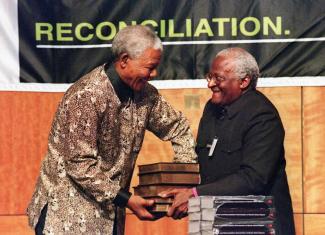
{"left": 188, "top": 196, "right": 276, "bottom": 235}
{"left": 134, "top": 162, "right": 200, "bottom": 213}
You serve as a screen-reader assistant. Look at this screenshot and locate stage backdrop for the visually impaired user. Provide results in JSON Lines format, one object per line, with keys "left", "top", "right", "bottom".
{"left": 0, "top": 0, "right": 325, "bottom": 91}
{"left": 1, "top": 1, "right": 325, "bottom": 234}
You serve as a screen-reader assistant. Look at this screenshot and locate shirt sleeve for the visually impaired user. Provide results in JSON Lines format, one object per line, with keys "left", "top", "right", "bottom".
{"left": 197, "top": 108, "right": 285, "bottom": 195}
{"left": 62, "top": 89, "right": 121, "bottom": 206}
{"left": 147, "top": 93, "right": 197, "bottom": 163}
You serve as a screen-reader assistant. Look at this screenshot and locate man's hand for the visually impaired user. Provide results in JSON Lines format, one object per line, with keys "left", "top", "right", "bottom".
{"left": 126, "top": 195, "right": 155, "bottom": 220}
{"left": 159, "top": 188, "right": 194, "bottom": 219}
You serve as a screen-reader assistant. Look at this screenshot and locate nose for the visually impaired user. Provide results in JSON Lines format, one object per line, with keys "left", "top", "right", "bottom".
{"left": 149, "top": 69, "right": 158, "bottom": 79}
{"left": 207, "top": 79, "right": 218, "bottom": 88}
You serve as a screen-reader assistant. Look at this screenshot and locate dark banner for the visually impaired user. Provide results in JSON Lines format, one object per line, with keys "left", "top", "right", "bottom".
{"left": 18, "top": 0, "right": 325, "bottom": 83}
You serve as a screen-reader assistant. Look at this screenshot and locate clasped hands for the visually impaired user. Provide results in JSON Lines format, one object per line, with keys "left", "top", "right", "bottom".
{"left": 126, "top": 188, "right": 194, "bottom": 220}
{"left": 159, "top": 188, "right": 194, "bottom": 220}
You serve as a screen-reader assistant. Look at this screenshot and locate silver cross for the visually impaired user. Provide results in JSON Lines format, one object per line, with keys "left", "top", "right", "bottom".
{"left": 206, "top": 137, "right": 218, "bottom": 157}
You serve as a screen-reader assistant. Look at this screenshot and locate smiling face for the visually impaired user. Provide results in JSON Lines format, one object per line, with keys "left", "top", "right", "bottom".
{"left": 208, "top": 55, "right": 249, "bottom": 105}
{"left": 116, "top": 48, "right": 162, "bottom": 91}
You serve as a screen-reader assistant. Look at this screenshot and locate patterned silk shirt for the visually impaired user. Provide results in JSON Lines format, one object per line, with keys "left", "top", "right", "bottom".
{"left": 27, "top": 64, "right": 197, "bottom": 235}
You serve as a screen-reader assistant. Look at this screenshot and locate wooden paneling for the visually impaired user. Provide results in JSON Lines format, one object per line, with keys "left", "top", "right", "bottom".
{"left": 0, "top": 91, "right": 63, "bottom": 214}
{"left": 304, "top": 214, "right": 325, "bottom": 235}
{"left": 303, "top": 87, "right": 325, "bottom": 213}
{"left": 0, "top": 216, "right": 34, "bottom": 235}
{"left": 0, "top": 86, "right": 321, "bottom": 235}
{"left": 294, "top": 213, "right": 303, "bottom": 235}
{"left": 0, "top": 214, "right": 307, "bottom": 235}
{"left": 259, "top": 87, "right": 303, "bottom": 213}
{"left": 125, "top": 214, "right": 188, "bottom": 235}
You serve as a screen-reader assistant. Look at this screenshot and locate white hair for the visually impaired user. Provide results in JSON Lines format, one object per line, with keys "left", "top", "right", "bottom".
{"left": 216, "top": 47, "right": 260, "bottom": 88}
{"left": 112, "top": 25, "right": 163, "bottom": 60}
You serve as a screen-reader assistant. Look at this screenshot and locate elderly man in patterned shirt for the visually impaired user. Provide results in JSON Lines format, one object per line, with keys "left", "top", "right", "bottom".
{"left": 27, "top": 25, "right": 197, "bottom": 235}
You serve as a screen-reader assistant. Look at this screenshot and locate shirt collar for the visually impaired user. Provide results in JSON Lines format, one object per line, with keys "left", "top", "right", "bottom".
{"left": 223, "top": 88, "right": 254, "bottom": 119}
{"left": 105, "top": 63, "right": 134, "bottom": 103}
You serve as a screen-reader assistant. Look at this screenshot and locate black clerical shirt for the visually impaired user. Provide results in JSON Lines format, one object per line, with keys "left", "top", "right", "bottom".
{"left": 196, "top": 89, "right": 295, "bottom": 235}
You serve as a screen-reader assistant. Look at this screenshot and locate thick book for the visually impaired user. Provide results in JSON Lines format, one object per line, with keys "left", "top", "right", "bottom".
{"left": 134, "top": 185, "right": 190, "bottom": 197}
{"left": 213, "top": 196, "right": 274, "bottom": 206}
{"left": 192, "top": 196, "right": 273, "bottom": 209}
{"left": 139, "top": 172, "right": 200, "bottom": 185}
{"left": 201, "top": 207, "right": 276, "bottom": 221}
{"left": 213, "top": 196, "right": 275, "bottom": 221}
{"left": 148, "top": 203, "right": 171, "bottom": 213}
{"left": 138, "top": 162, "right": 199, "bottom": 174}
{"left": 145, "top": 197, "right": 173, "bottom": 204}
{"left": 213, "top": 220, "right": 275, "bottom": 235}
{"left": 215, "top": 205, "right": 275, "bottom": 220}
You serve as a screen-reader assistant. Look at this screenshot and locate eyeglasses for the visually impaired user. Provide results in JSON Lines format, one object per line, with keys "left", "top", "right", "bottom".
{"left": 205, "top": 73, "right": 227, "bottom": 83}
{"left": 205, "top": 73, "right": 245, "bottom": 83}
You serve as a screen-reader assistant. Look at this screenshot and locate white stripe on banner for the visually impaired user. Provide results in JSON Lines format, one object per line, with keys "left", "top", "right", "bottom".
{"left": 0, "top": 0, "right": 19, "bottom": 84}
{"left": 36, "top": 37, "right": 325, "bottom": 49}
{"left": 0, "top": 77, "right": 324, "bottom": 92}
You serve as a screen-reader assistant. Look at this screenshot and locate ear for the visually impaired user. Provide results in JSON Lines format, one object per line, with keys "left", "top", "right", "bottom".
{"left": 239, "top": 76, "right": 251, "bottom": 89}
{"left": 118, "top": 53, "right": 129, "bottom": 69}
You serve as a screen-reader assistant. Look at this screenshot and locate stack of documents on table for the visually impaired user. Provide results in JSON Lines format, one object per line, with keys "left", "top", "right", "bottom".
{"left": 188, "top": 196, "right": 276, "bottom": 235}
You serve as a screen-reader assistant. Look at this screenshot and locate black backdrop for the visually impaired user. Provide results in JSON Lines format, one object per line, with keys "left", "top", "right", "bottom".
{"left": 18, "top": 0, "right": 325, "bottom": 83}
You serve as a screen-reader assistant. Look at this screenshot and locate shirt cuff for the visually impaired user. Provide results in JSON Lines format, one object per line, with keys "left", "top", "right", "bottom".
{"left": 192, "top": 187, "right": 199, "bottom": 197}
{"left": 113, "top": 189, "right": 132, "bottom": 208}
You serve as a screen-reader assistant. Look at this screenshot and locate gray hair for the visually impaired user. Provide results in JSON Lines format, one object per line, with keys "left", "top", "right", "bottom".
{"left": 216, "top": 47, "right": 260, "bottom": 88}
{"left": 112, "top": 25, "right": 163, "bottom": 60}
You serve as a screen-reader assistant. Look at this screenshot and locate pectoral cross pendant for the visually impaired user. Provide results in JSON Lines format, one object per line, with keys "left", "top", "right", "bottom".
{"left": 206, "top": 137, "right": 218, "bottom": 157}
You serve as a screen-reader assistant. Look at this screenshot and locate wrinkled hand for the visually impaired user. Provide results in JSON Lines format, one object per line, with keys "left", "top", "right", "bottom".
{"left": 127, "top": 195, "right": 155, "bottom": 220}
{"left": 159, "top": 188, "right": 194, "bottom": 219}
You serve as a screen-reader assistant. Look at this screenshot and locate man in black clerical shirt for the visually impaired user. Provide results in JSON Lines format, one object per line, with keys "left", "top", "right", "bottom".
{"left": 160, "top": 47, "right": 295, "bottom": 235}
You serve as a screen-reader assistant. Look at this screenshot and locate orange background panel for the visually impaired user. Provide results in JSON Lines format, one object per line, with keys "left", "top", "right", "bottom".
{"left": 303, "top": 87, "right": 325, "bottom": 213}
{"left": 125, "top": 215, "right": 188, "bottom": 235}
{"left": 0, "top": 92, "right": 63, "bottom": 214}
{"left": 0, "top": 216, "right": 34, "bottom": 235}
{"left": 125, "top": 213, "right": 305, "bottom": 235}
{"left": 294, "top": 214, "right": 303, "bottom": 235}
{"left": 0, "top": 213, "right": 306, "bottom": 235}
{"left": 304, "top": 214, "right": 325, "bottom": 235}
{"left": 0, "top": 86, "right": 321, "bottom": 235}
{"left": 259, "top": 87, "right": 303, "bottom": 213}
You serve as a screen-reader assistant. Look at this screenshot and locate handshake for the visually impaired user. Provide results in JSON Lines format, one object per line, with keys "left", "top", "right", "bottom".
{"left": 127, "top": 162, "right": 200, "bottom": 220}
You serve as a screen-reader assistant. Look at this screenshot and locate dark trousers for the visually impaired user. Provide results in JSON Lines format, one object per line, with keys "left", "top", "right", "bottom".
{"left": 35, "top": 204, "right": 118, "bottom": 235}
{"left": 35, "top": 204, "right": 47, "bottom": 235}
